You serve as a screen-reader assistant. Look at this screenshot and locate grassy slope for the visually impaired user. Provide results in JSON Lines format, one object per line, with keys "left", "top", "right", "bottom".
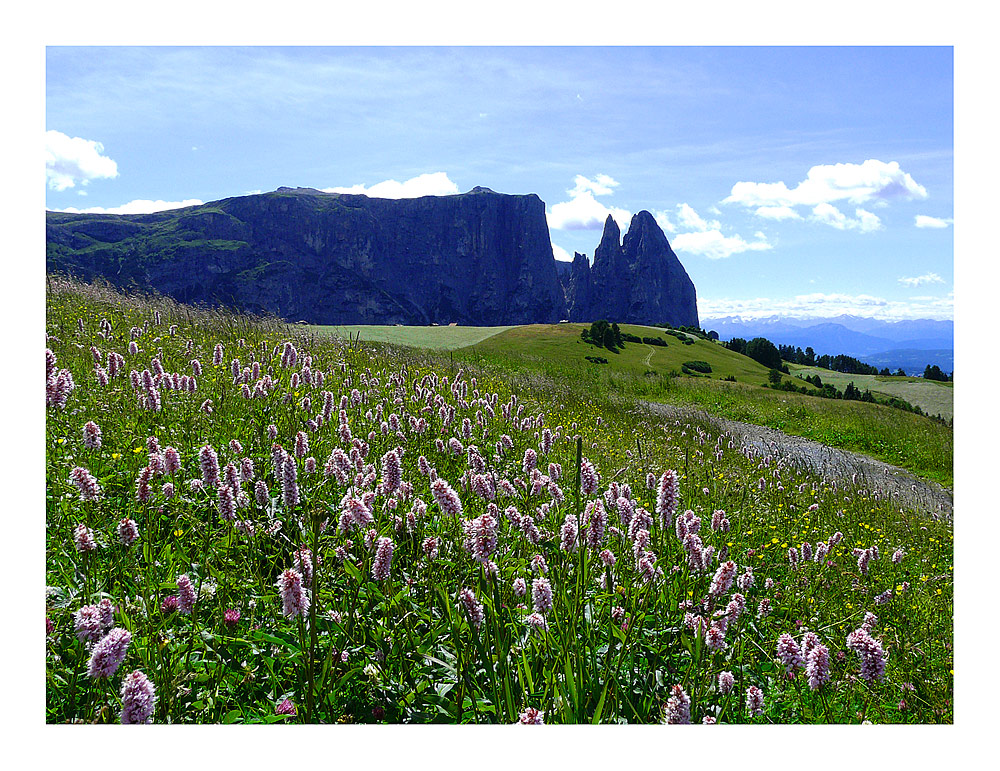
{"left": 469, "top": 323, "right": 775, "bottom": 384}
{"left": 309, "top": 324, "right": 515, "bottom": 350}
{"left": 44, "top": 279, "right": 954, "bottom": 725}
{"left": 788, "top": 365, "right": 953, "bottom": 421}
{"left": 258, "top": 322, "right": 952, "bottom": 486}
{"left": 657, "top": 378, "right": 953, "bottom": 487}
{"left": 457, "top": 324, "right": 953, "bottom": 488}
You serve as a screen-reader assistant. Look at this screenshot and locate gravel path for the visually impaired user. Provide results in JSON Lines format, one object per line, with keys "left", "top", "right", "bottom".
{"left": 641, "top": 401, "right": 953, "bottom": 520}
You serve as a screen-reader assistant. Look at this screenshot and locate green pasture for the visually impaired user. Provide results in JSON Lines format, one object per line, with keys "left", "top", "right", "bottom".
{"left": 789, "top": 365, "right": 953, "bottom": 420}
{"left": 466, "top": 323, "right": 774, "bottom": 384}
{"left": 309, "top": 324, "right": 514, "bottom": 350}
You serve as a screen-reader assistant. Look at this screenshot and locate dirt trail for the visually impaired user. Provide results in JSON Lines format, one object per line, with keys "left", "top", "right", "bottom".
{"left": 641, "top": 401, "right": 953, "bottom": 520}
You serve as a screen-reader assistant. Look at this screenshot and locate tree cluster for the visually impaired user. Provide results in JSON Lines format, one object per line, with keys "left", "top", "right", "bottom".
{"left": 581, "top": 320, "right": 623, "bottom": 352}
{"left": 583, "top": 322, "right": 671, "bottom": 353}
{"left": 923, "top": 364, "right": 952, "bottom": 382}
{"left": 727, "top": 337, "right": 785, "bottom": 371}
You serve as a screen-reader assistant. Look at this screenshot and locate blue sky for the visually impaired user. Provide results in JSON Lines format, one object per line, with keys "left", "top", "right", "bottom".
{"left": 45, "top": 46, "right": 954, "bottom": 321}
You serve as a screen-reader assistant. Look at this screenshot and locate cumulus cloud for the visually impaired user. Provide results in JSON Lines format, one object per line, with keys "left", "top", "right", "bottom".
{"left": 809, "top": 203, "right": 882, "bottom": 232}
{"left": 675, "top": 203, "right": 720, "bottom": 232}
{"left": 568, "top": 174, "right": 619, "bottom": 197}
{"left": 51, "top": 199, "right": 204, "bottom": 215}
{"left": 654, "top": 211, "right": 677, "bottom": 233}
{"left": 672, "top": 229, "right": 771, "bottom": 260}
{"left": 550, "top": 186, "right": 768, "bottom": 259}
{"left": 914, "top": 214, "right": 953, "bottom": 229}
{"left": 898, "top": 272, "right": 945, "bottom": 287}
{"left": 725, "top": 160, "right": 927, "bottom": 211}
{"left": 46, "top": 130, "right": 119, "bottom": 191}
{"left": 754, "top": 205, "right": 801, "bottom": 221}
{"left": 551, "top": 243, "right": 574, "bottom": 262}
{"left": 854, "top": 208, "right": 883, "bottom": 232}
{"left": 650, "top": 203, "right": 770, "bottom": 259}
{"left": 323, "top": 172, "right": 459, "bottom": 199}
{"left": 699, "top": 291, "right": 953, "bottom": 322}
{"left": 547, "top": 174, "right": 631, "bottom": 231}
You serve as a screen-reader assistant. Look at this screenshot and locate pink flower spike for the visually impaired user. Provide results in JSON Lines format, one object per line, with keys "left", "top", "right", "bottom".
{"left": 120, "top": 670, "right": 156, "bottom": 724}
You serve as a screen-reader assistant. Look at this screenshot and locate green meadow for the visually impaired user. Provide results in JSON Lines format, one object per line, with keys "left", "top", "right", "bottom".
{"left": 788, "top": 365, "right": 953, "bottom": 421}
{"left": 310, "top": 324, "right": 514, "bottom": 350}
{"left": 45, "top": 278, "right": 953, "bottom": 725}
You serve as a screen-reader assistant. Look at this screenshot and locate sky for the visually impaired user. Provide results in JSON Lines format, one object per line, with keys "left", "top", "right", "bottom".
{"left": 45, "top": 46, "right": 954, "bottom": 322}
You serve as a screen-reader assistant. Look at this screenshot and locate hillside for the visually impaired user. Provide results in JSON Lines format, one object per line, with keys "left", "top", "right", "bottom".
{"left": 445, "top": 323, "right": 952, "bottom": 486}
{"left": 310, "top": 323, "right": 514, "bottom": 351}
{"left": 789, "top": 365, "right": 953, "bottom": 420}
{"left": 467, "top": 323, "right": 771, "bottom": 383}
{"left": 44, "top": 276, "right": 954, "bottom": 726}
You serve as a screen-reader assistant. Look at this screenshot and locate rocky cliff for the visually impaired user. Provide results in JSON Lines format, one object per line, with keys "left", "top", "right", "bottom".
{"left": 563, "top": 212, "right": 699, "bottom": 328}
{"left": 46, "top": 186, "right": 568, "bottom": 326}
{"left": 47, "top": 187, "right": 699, "bottom": 328}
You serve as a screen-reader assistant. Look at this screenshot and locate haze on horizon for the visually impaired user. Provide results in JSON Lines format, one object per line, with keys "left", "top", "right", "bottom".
{"left": 45, "top": 46, "right": 954, "bottom": 322}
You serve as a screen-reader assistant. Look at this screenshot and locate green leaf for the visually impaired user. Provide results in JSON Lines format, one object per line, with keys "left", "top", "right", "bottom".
{"left": 251, "top": 630, "right": 301, "bottom": 652}
{"left": 592, "top": 683, "right": 609, "bottom": 724}
{"left": 343, "top": 560, "right": 362, "bottom": 583}
{"left": 563, "top": 656, "right": 579, "bottom": 716}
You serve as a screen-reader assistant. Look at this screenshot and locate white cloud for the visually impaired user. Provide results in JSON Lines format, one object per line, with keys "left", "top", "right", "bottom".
{"left": 699, "top": 291, "right": 953, "bottom": 322}
{"left": 650, "top": 203, "right": 770, "bottom": 259}
{"left": 898, "top": 272, "right": 945, "bottom": 287}
{"left": 854, "top": 208, "right": 882, "bottom": 232}
{"left": 675, "top": 203, "right": 720, "bottom": 232}
{"left": 915, "top": 214, "right": 953, "bottom": 229}
{"left": 672, "top": 229, "right": 771, "bottom": 260}
{"left": 45, "top": 130, "right": 119, "bottom": 191}
{"left": 725, "top": 160, "right": 927, "bottom": 219}
{"left": 551, "top": 243, "right": 574, "bottom": 262}
{"left": 52, "top": 198, "right": 204, "bottom": 215}
{"left": 809, "top": 203, "right": 882, "bottom": 232}
{"left": 653, "top": 211, "right": 677, "bottom": 233}
{"left": 754, "top": 205, "right": 802, "bottom": 221}
{"left": 547, "top": 175, "right": 631, "bottom": 231}
{"left": 569, "top": 174, "right": 619, "bottom": 197}
{"left": 551, "top": 184, "right": 767, "bottom": 261}
{"left": 323, "top": 172, "right": 459, "bottom": 199}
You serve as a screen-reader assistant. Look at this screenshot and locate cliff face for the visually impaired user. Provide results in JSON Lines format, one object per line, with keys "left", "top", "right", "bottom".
{"left": 46, "top": 186, "right": 568, "bottom": 326}
{"left": 565, "top": 212, "right": 699, "bottom": 328}
{"left": 47, "top": 188, "right": 699, "bottom": 328}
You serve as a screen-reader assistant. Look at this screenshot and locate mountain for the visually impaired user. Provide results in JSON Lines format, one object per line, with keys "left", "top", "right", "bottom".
{"left": 47, "top": 186, "right": 568, "bottom": 326}
{"left": 703, "top": 316, "right": 952, "bottom": 357}
{"left": 553, "top": 259, "right": 573, "bottom": 282}
{"left": 563, "top": 213, "right": 699, "bottom": 327}
{"left": 857, "top": 349, "right": 954, "bottom": 375}
{"left": 47, "top": 187, "right": 700, "bottom": 328}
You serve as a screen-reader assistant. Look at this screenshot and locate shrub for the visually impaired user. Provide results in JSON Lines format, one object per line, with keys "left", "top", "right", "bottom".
{"left": 682, "top": 360, "right": 712, "bottom": 374}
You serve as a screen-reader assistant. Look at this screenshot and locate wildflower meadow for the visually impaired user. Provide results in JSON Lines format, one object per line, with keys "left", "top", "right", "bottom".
{"left": 44, "top": 277, "right": 953, "bottom": 724}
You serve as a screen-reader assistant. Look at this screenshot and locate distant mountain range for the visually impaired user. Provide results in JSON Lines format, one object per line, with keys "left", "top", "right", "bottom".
{"left": 702, "top": 315, "right": 954, "bottom": 374}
